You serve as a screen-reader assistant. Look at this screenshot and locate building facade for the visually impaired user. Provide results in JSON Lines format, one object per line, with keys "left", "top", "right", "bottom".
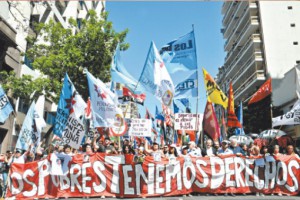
{"left": 0, "top": 1, "right": 105, "bottom": 153}
{"left": 217, "top": 1, "right": 300, "bottom": 138}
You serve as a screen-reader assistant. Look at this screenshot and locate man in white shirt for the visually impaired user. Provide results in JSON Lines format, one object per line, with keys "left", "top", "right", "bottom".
{"left": 188, "top": 141, "right": 202, "bottom": 157}
{"left": 218, "top": 140, "right": 233, "bottom": 155}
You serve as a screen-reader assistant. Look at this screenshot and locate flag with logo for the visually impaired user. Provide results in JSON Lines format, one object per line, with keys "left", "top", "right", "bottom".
{"left": 203, "top": 101, "right": 221, "bottom": 142}
{"left": 53, "top": 74, "right": 86, "bottom": 137}
{"left": 202, "top": 68, "right": 228, "bottom": 109}
{"left": 122, "top": 87, "right": 146, "bottom": 105}
{"left": 227, "top": 82, "right": 242, "bottom": 128}
{"left": 0, "top": 85, "right": 14, "bottom": 123}
{"left": 160, "top": 30, "right": 197, "bottom": 73}
{"left": 139, "top": 42, "right": 175, "bottom": 106}
{"left": 111, "top": 44, "right": 144, "bottom": 93}
{"left": 86, "top": 71, "right": 123, "bottom": 127}
{"left": 16, "top": 101, "right": 36, "bottom": 150}
{"left": 248, "top": 78, "right": 272, "bottom": 105}
{"left": 175, "top": 71, "right": 198, "bottom": 99}
{"left": 272, "top": 99, "right": 300, "bottom": 127}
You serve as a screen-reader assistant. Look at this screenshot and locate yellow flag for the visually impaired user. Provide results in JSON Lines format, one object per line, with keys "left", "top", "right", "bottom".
{"left": 202, "top": 68, "right": 228, "bottom": 109}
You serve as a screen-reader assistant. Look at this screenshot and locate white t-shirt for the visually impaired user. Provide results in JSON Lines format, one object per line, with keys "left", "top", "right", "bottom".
{"left": 12, "top": 155, "right": 26, "bottom": 164}
{"left": 188, "top": 148, "right": 202, "bottom": 157}
{"left": 206, "top": 148, "right": 214, "bottom": 156}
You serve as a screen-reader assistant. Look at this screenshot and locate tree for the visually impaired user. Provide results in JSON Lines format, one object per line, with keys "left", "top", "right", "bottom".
{"left": 25, "top": 10, "right": 129, "bottom": 102}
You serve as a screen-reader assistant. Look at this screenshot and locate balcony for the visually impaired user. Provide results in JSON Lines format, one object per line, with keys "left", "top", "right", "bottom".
{"left": 222, "top": 1, "right": 238, "bottom": 26}
{"left": 225, "top": 16, "right": 259, "bottom": 51}
{"left": 223, "top": 1, "right": 248, "bottom": 39}
{"left": 234, "top": 70, "right": 266, "bottom": 102}
{"left": 222, "top": 1, "right": 231, "bottom": 15}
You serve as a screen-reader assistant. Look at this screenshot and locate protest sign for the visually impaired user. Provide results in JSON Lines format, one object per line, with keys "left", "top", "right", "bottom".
{"left": 174, "top": 113, "right": 202, "bottom": 130}
{"left": 6, "top": 154, "right": 300, "bottom": 199}
{"left": 128, "top": 118, "right": 152, "bottom": 137}
{"left": 61, "top": 114, "right": 85, "bottom": 149}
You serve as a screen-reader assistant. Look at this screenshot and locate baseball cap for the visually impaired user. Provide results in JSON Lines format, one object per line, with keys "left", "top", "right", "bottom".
{"left": 222, "top": 140, "right": 230, "bottom": 144}
{"left": 170, "top": 144, "right": 177, "bottom": 148}
{"left": 15, "top": 149, "right": 22, "bottom": 153}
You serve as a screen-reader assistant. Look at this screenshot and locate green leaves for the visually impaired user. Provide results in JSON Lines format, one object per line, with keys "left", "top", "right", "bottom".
{"left": 24, "top": 10, "right": 129, "bottom": 102}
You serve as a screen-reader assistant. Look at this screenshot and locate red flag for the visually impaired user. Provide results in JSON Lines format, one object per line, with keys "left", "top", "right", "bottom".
{"left": 248, "top": 78, "right": 272, "bottom": 105}
{"left": 203, "top": 101, "right": 220, "bottom": 142}
{"left": 85, "top": 97, "right": 91, "bottom": 119}
{"left": 123, "top": 87, "right": 146, "bottom": 105}
{"left": 227, "top": 82, "right": 242, "bottom": 128}
{"left": 221, "top": 109, "right": 227, "bottom": 139}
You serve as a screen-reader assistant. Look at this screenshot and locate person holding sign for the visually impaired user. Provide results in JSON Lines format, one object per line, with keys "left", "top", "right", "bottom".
{"left": 144, "top": 141, "right": 165, "bottom": 162}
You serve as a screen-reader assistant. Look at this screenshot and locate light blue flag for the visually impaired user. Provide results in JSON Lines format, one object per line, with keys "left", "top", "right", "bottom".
{"left": 0, "top": 85, "right": 14, "bottom": 123}
{"left": 175, "top": 71, "right": 198, "bottom": 99}
{"left": 160, "top": 30, "right": 197, "bottom": 73}
{"left": 139, "top": 41, "right": 175, "bottom": 106}
{"left": 173, "top": 99, "right": 188, "bottom": 113}
{"left": 53, "top": 74, "right": 72, "bottom": 137}
{"left": 86, "top": 71, "right": 122, "bottom": 127}
{"left": 111, "top": 44, "right": 144, "bottom": 93}
{"left": 235, "top": 101, "right": 245, "bottom": 135}
{"left": 16, "top": 101, "right": 36, "bottom": 150}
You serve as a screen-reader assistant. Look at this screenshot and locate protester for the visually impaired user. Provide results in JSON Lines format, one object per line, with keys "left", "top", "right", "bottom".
{"left": 229, "top": 138, "right": 242, "bottom": 155}
{"left": 286, "top": 145, "right": 299, "bottom": 158}
{"left": 123, "top": 145, "right": 134, "bottom": 155}
{"left": 217, "top": 140, "right": 233, "bottom": 155}
{"left": 144, "top": 141, "right": 164, "bottom": 161}
{"left": 0, "top": 153, "right": 9, "bottom": 197}
{"left": 9, "top": 146, "right": 31, "bottom": 165}
{"left": 214, "top": 141, "right": 220, "bottom": 151}
{"left": 240, "top": 143, "right": 249, "bottom": 156}
{"left": 97, "top": 137, "right": 117, "bottom": 154}
{"left": 260, "top": 146, "right": 270, "bottom": 156}
{"left": 168, "top": 144, "right": 179, "bottom": 158}
{"left": 134, "top": 147, "right": 146, "bottom": 163}
{"left": 202, "top": 139, "right": 217, "bottom": 157}
{"left": 272, "top": 145, "right": 282, "bottom": 156}
{"left": 188, "top": 141, "right": 202, "bottom": 157}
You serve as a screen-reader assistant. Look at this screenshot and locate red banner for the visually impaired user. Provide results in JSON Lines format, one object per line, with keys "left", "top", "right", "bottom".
{"left": 6, "top": 154, "right": 300, "bottom": 199}
{"left": 203, "top": 101, "right": 220, "bottom": 142}
{"left": 227, "top": 82, "right": 242, "bottom": 128}
{"left": 248, "top": 78, "right": 272, "bottom": 105}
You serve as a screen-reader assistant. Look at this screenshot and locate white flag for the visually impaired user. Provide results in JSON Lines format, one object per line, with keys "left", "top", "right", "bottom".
{"left": 272, "top": 99, "right": 300, "bottom": 127}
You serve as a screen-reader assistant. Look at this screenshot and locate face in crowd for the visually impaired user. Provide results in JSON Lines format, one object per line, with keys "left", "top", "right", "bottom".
{"left": 273, "top": 145, "right": 280, "bottom": 154}
{"left": 153, "top": 143, "right": 159, "bottom": 151}
{"left": 163, "top": 146, "right": 169, "bottom": 153}
{"left": 214, "top": 141, "right": 220, "bottom": 149}
{"left": 189, "top": 141, "right": 196, "bottom": 150}
{"left": 230, "top": 139, "right": 238, "bottom": 147}
{"left": 85, "top": 145, "right": 93, "bottom": 154}
{"left": 287, "top": 145, "right": 295, "bottom": 155}
{"left": 64, "top": 146, "right": 71, "bottom": 154}
{"left": 221, "top": 141, "right": 228, "bottom": 150}
{"left": 206, "top": 139, "right": 212, "bottom": 148}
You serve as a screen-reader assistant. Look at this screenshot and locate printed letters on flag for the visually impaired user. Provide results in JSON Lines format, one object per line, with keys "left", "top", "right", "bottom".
{"left": 53, "top": 74, "right": 86, "bottom": 137}
{"left": 248, "top": 78, "right": 272, "bottom": 105}
{"left": 202, "top": 68, "right": 228, "bottom": 109}
{"left": 16, "top": 101, "right": 36, "bottom": 150}
{"left": 227, "top": 82, "right": 242, "bottom": 128}
{"left": 160, "top": 31, "right": 197, "bottom": 73}
{"left": 139, "top": 42, "right": 175, "bottom": 106}
{"left": 272, "top": 99, "right": 300, "bottom": 127}
{"left": 86, "top": 71, "right": 123, "bottom": 128}
{"left": 111, "top": 44, "right": 144, "bottom": 93}
{"left": 203, "top": 101, "right": 221, "bottom": 142}
{"left": 175, "top": 71, "right": 198, "bottom": 99}
{"left": 122, "top": 87, "right": 146, "bottom": 105}
{"left": 0, "top": 85, "right": 14, "bottom": 123}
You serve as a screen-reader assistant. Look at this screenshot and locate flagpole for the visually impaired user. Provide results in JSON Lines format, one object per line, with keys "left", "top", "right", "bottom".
{"left": 192, "top": 24, "right": 201, "bottom": 147}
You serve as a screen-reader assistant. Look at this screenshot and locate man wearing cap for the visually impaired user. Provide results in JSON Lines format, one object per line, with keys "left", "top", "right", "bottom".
{"left": 97, "top": 137, "right": 117, "bottom": 154}
{"left": 217, "top": 140, "right": 233, "bottom": 155}
{"left": 9, "top": 145, "right": 32, "bottom": 165}
{"left": 188, "top": 141, "right": 202, "bottom": 157}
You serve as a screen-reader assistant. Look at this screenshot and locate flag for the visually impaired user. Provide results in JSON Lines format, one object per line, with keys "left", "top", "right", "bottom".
{"left": 272, "top": 99, "right": 300, "bottom": 127}
{"left": 173, "top": 101, "right": 180, "bottom": 114}
{"left": 111, "top": 44, "right": 143, "bottom": 93}
{"left": 31, "top": 95, "right": 47, "bottom": 153}
{"left": 16, "top": 101, "right": 36, "bottom": 150}
{"left": 235, "top": 101, "right": 244, "bottom": 135}
{"left": 0, "top": 85, "right": 14, "bottom": 123}
{"left": 85, "top": 97, "right": 91, "bottom": 119}
{"left": 53, "top": 74, "right": 86, "bottom": 137}
{"left": 248, "top": 78, "right": 272, "bottom": 105}
{"left": 203, "top": 101, "right": 221, "bottom": 142}
{"left": 160, "top": 30, "right": 197, "bottom": 73}
{"left": 86, "top": 71, "right": 123, "bottom": 127}
{"left": 202, "top": 68, "right": 228, "bottom": 109}
{"left": 139, "top": 41, "right": 175, "bottom": 106}
{"left": 155, "top": 106, "right": 164, "bottom": 121}
{"left": 227, "top": 82, "right": 242, "bottom": 128}
{"left": 221, "top": 109, "right": 227, "bottom": 140}
{"left": 122, "top": 87, "right": 146, "bottom": 105}
{"left": 175, "top": 71, "right": 198, "bottom": 99}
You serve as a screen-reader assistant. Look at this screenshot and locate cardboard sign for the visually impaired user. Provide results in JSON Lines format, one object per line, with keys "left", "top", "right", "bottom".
{"left": 128, "top": 118, "right": 151, "bottom": 137}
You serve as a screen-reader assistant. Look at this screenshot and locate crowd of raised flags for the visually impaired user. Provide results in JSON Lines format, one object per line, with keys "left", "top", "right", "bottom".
{"left": 1, "top": 29, "right": 299, "bottom": 161}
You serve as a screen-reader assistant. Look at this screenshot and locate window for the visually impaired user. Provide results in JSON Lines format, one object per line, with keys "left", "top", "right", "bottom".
{"left": 291, "top": 23, "right": 296, "bottom": 27}
{"left": 293, "top": 42, "right": 298, "bottom": 45}
{"left": 288, "top": 6, "right": 293, "bottom": 10}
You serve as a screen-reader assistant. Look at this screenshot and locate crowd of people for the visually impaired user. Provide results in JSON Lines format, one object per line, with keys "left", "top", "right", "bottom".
{"left": 0, "top": 136, "right": 299, "bottom": 198}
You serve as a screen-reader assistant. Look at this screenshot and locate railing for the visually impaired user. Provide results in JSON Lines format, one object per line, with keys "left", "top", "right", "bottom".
{"left": 222, "top": 2, "right": 236, "bottom": 25}
{"left": 234, "top": 70, "right": 265, "bottom": 96}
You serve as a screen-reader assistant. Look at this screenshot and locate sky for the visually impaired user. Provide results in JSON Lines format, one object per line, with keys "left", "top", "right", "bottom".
{"left": 106, "top": 2, "right": 225, "bottom": 116}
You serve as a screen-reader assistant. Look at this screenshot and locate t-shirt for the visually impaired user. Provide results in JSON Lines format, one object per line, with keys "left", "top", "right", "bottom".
{"left": 12, "top": 155, "right": 26, "bottom": 164}
{"left": 188, "top": 148, "right": 202, "bottom": 157}
{"left": 218, "top": 148, "right": 233, "bottom": 155}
